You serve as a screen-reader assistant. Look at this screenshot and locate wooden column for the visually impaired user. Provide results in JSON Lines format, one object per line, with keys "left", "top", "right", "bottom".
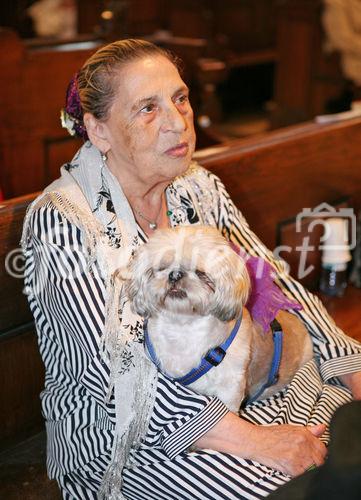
{"left": 273, "top": 0, "right": 345, "bottom": 127}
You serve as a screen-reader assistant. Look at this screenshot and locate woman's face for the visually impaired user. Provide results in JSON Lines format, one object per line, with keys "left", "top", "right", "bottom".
{"left": 103, "top": 55, "right": 196, "bottom": 187}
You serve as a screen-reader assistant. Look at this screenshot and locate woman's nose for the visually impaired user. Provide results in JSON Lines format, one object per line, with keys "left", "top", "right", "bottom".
{"left": 163, "top": 105, "right": 187, "bottom": 133}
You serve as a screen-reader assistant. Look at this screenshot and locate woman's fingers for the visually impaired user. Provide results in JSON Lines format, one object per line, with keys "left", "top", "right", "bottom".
{"left": 247, "top": 423, "right": 328, "bottom": 477}
{"left": 307, "top": 424, "right": 328, "bottom": 469}
{"left": 307, "top": 423, "right": 327, "bottom": 437}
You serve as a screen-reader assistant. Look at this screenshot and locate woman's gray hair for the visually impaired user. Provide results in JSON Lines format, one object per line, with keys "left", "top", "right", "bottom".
{"left": 77, "top": 38, "right": 182, "bottom": 121}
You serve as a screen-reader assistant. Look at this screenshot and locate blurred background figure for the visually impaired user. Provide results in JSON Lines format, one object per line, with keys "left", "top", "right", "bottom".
{"left": 28, "top": 0, "right": 77, "bottom": 39}
{"left": 323, "top": 0, "right": 361, "bottom": 88}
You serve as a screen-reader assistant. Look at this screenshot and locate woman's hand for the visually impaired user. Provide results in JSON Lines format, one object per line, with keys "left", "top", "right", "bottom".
{"left": 194, "top": 412, "right": 327, "bottom": 477}
{"left": 339, "top": 370, "right": 361, "bottom": 400}
{"left": 245, "top": 422, "right": 327, "bottom": 476}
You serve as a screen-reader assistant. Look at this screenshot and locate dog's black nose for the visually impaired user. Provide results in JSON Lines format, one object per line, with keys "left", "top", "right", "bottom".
{"left": 168, "top": 270, "right": 184, "bottom": 283}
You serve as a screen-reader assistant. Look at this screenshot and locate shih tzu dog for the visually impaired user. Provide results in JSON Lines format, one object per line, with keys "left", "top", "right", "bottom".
{"left": 125, "top": 226, "right": 313, "bottom": 412}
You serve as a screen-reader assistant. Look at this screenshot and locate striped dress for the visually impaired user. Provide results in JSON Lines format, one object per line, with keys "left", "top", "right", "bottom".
{"left": 23, "top": 166, "right": 361, "bottom": 499}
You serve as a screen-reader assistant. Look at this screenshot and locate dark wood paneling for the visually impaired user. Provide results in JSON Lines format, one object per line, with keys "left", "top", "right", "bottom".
{"left": 77, "top": 0, "right": 162, "bottom": 38}
{"left": 0, "top": 192, "right": 42, "bottom": 447}
{"left": 0, "top": 1, "right": 281, "bottom": 198}
{"left": 0, "top": 193, "right": 37, "bottom": 333}
{"left": 320, "top": 286, "right": 361, "bottom": 342}
{"left": 165, "top": 0, "right": 277, "bottom": 52}
{"left": 273, "top": 0, "right": 347, "bottom": 126}
{"left": 127, "top": 0, "right": 161, "bottom": 35}
{"left": 0, "top": 29, "right": 101, "bottom": 199}
{"left": 77, "top": 0, "right": 103, "bottom": 34}
{"left": 0, "top": 327, "right": 44, "bottom": 448}
{"left": 214, "top": 0, "right": 276, "bottom": 52}
{"left": 198, "top": 118, "right": 361, "bottom": 250}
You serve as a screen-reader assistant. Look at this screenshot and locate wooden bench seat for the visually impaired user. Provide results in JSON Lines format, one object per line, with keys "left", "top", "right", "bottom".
{"left": 0, "top": 193, "right": 41, "bottom": 449}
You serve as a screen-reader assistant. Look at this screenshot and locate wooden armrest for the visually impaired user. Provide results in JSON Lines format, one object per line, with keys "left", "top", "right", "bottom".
{"left": 318, "top": 285, "right": 361, "bottom": 342}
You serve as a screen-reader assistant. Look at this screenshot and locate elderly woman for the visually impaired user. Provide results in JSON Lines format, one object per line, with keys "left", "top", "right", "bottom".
{"left": 22, "top": 39, "right": 361, "bottom": 500}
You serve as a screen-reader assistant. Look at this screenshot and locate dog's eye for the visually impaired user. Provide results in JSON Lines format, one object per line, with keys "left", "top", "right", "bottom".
{"left": 195, "top": 270, "right": 207, "bottom": 279}
{"left": 195, "top": 270, "right": 215, "bottom": 292}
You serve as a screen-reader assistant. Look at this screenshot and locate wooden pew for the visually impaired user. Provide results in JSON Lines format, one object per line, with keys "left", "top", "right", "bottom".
{"left": 1, "top": 117, "right": 361, "bottom": 451}
{"left": 272, "top": 0, "right": 348, "bottom": 127}
{"left": 0, "top": 192, "right": 59, "bottom": 497}
{"left": 0, "top": 192, "right": 40, "bottom": 449}
{"left": 0, "top": 29, "right": 101, "bottom": 199}
{"left": 198, "top": 118, "right": 361, "bottom": 250}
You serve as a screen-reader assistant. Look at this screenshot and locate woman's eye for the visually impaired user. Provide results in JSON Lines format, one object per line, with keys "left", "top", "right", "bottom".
{"left": 140, "top": 104, "right": 156, "bottom": 114}
{"left": 176, "top": 94, "right": 189, "bottom": 105}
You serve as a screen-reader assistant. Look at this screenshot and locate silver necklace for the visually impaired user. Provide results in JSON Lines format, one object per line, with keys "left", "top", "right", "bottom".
{"left": 135, "top": 201, "right": 163, "bottom": 231}
{"left": 135, "top": 210, "right": 158, "bottom": 230}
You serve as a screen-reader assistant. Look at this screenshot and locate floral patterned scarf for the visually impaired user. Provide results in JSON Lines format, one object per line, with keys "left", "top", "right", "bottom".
{"left": 23, "top": 142, "right": 159, "bottom": 499}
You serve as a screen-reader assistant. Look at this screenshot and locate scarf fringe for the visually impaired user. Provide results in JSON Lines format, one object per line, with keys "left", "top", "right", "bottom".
{"left": 21, "top": 152, "right": 158, "bottom": 498}
{"left": 98, "top": 357, "right": 157, "bottom": 499}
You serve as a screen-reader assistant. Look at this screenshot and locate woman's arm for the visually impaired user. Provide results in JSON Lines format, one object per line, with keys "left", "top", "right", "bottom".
{"left": 24, "top": 203, "right": 114, "bottom": 415}
{"left": 339, "top": 372, "right": 361, "bottom": 400}
{"left": 149, "top": 373, "right": 327, "bottom": 476}
{"left": 195, "top": 412, "right": 327, "bottom": 477}
{"left": 206, "top": 170, "right": 361, "bottom": 397}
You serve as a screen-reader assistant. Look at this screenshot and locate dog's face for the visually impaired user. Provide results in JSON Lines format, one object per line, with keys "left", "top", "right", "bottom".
{"left": 126, "top": 226, "right": 250, "bottom": 321}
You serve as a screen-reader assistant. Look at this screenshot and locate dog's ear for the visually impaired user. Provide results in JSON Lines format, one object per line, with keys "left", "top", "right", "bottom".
{"left": 125, "top": 266, "right": 154, "bottom": 318}
{"left": 123, "top": 246, "right": 157, "bottom": 318}
{"left": 208, "top": 251, "right": 250, "bottom": 322}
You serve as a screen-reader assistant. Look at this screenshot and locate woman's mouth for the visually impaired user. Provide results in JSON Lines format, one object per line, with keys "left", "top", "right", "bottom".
{"left": 165, "top": 142, "right": 189, "bottom": 158}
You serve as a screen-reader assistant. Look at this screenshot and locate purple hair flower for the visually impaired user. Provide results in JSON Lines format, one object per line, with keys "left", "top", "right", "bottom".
{"left": 60, "top": 72, "right": 88, "bottom": 140}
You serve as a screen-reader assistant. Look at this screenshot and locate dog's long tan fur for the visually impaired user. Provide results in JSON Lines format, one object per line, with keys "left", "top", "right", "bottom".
{"left": 247, "top": 310, "right": 313, "bottom": 402}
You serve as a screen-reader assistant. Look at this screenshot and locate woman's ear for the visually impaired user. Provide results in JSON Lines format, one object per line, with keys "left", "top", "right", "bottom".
{"left": 83, "top": 113, "right": 111, "bottom": 154}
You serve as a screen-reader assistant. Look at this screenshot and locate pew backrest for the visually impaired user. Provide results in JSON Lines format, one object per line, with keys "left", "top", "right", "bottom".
{"left": 0, "top": 29, "right": 101, "bottom": 199}
{"left": 0, "top": 193, "right": 43, "bottom": 448}
{"left": 197, "top": 117, "right": 361, "bottom": 251}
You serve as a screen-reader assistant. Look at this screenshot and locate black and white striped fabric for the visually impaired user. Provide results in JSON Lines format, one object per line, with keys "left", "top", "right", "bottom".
{"left": 24, "top": 166, "right": 361, "bottom": 499}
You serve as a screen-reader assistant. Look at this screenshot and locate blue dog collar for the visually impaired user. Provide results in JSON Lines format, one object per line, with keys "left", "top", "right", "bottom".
{"left": 144, "top": 314, "right": 243, "bottom": 385}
